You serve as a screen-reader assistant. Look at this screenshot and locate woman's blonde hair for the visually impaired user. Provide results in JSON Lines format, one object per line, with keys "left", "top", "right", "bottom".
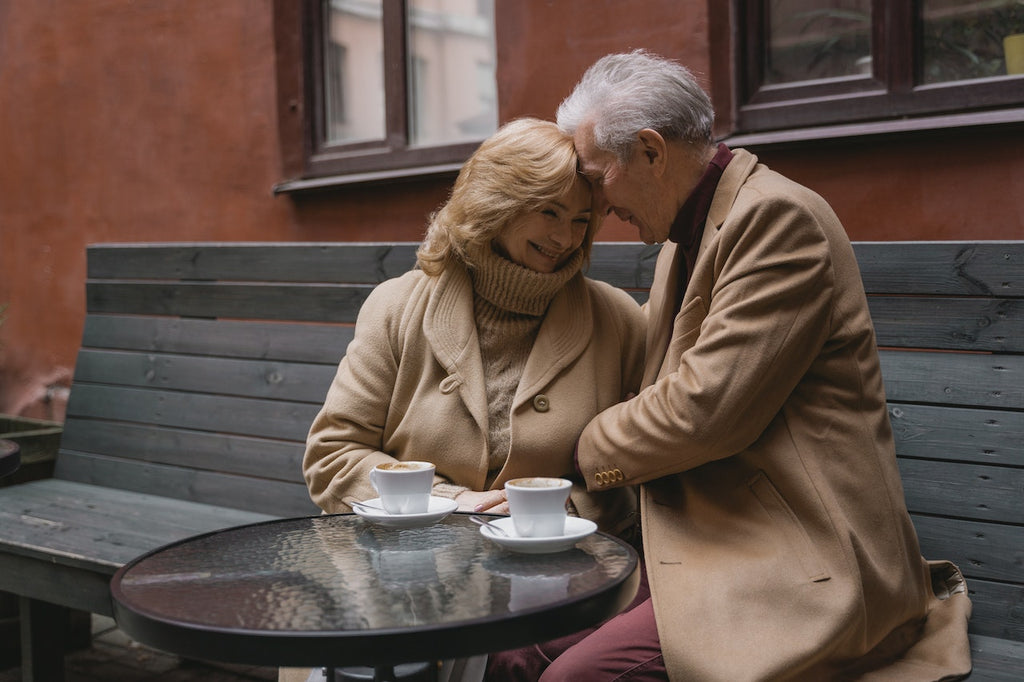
{"left": 416, "top": 117, "right": 599, "bottom": 275}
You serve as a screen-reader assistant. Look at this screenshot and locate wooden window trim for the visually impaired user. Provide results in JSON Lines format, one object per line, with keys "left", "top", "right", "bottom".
{"left": 732, "top": 0, "right": 1024, "bottom": 136}
{"left": 274, "top": 0, "right": 485, "bottom": 194}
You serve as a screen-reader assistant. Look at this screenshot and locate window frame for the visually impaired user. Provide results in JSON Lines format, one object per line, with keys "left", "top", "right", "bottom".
{"left": 286, "top": 0, "right": 487, "bottom": 189}
{"left": 735, "top": 0, "right": 1024, "bottom": 134}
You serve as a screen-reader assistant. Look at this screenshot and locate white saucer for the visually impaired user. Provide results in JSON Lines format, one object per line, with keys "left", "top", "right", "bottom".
{"left": 352, "top": 496, "right": 458, "bottom": 529}
{"left": 479, "top": 516, "right": 597, "bottom": 554}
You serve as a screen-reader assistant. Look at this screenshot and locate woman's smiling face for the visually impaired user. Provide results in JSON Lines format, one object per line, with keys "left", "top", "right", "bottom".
{"left": 494, "top": 179, "right": 592, "bottom": 273}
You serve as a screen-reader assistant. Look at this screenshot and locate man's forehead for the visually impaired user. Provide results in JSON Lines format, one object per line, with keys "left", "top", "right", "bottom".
{"left": 574, "top": 123, "right": 623, "bottom": 177}
{"left": 574, "top": 133, "right": 612, "bottom": 177}
{"left": 577, "top": 155, "right": 605, "bottom": 177}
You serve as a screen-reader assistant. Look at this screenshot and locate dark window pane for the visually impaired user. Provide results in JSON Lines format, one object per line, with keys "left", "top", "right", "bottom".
{"left": 764, "top": 0, "right": 872, "bottom": 84}
{"left": 921, "top": 0, "right": 1024, "bottom": 84}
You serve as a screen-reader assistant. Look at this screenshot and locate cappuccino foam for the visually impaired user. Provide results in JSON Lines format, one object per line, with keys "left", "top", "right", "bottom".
{"left": 378, "top": 461, "right": 431, "bottom": 472}
{"left": 507, "top": 477, "right": 568, "bottom": 488}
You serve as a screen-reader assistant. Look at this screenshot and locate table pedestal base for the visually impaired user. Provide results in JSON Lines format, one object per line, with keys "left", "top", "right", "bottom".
{"left": 334, "top": 661, "right": 436, "bottom": 682}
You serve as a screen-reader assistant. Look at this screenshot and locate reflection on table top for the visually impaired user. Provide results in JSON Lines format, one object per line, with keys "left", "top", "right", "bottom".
{"left": 111, "top": 512, "right": 639, "bottom": 668}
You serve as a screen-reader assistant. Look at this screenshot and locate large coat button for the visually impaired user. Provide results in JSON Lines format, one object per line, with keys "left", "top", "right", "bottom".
{"left": 532, "top": 394, "right": 550, "bottom": 412}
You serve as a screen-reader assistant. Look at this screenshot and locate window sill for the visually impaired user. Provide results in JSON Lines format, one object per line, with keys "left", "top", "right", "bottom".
{"left": 721, "top": 108, "right": 1024, "bottom": 149}
{"left": 273, "top": 162, "right": 464, "bottom": 195}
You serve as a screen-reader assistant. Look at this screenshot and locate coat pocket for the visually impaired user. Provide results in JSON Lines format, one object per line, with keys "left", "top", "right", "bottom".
{"left": 748, "top": 471, "right": 831, "bottom": 583}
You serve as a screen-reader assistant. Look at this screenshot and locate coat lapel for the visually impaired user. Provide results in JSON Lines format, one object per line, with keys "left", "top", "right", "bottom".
{"left": 515, "top": 274, "right": 592, "bottom": 407}
{"left": 642, "top": 241, "right": 683, "bottom": 388}
{"left": 642, "top": 149, "right": 761, "bottom": 388}
{"left": 422, "top": 265, "right": 489, "bottom": 433}
{"left": 707, "top": 148, "right": 758, "bottom": 231}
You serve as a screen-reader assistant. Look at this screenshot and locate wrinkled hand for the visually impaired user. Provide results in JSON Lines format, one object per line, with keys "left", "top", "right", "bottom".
{"left": 455, "top": 489, "right": 509, "bottom": 514}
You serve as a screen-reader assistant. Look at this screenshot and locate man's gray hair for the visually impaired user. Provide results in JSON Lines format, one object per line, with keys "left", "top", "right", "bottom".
{"left": 557, "top": 50, "right": 714, "bottom": 161}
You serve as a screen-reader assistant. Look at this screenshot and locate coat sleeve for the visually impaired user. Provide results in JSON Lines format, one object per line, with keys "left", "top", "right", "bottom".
{"left": 303, "top": 276, "right": 409, "bottom": 512}
{"left": 578, "top": 192, "right": 838, "bottom": 487}
{"left": 590, "top": 278, "right": 647, "bottom": 400}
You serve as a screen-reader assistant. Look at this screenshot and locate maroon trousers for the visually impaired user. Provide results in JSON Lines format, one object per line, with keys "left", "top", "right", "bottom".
{"left": 484, "top": 563, "right": 666, "bottom": 681}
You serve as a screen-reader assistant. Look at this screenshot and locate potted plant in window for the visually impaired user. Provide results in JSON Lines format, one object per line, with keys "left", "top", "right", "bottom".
{"left": 1005, "top": 1, "right": 1024, "bottom": 75}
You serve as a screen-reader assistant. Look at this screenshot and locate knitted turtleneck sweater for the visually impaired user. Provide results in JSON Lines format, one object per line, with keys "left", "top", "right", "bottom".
{"left": 469, "top": 244, "right": 584, "bottom": 480}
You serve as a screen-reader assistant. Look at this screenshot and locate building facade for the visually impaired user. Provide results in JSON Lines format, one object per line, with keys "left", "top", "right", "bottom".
{"left": 1, "top": 0, "right": 1022, "bottom": 419}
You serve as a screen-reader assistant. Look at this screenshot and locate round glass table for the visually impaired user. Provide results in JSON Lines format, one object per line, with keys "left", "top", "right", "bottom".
{"left": 110, "top": 512, "right": 639, "bottom": 672}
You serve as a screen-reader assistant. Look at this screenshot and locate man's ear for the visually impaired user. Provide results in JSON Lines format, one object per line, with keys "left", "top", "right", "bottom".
{"left": 637, "top": 129, "right": 667, "bottom": 173}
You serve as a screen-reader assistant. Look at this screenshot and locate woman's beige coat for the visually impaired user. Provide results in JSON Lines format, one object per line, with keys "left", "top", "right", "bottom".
{"left": 305, "top": 260, "right": 646, "bottom": 534}
{"left": 577, "top": 149, "right": 972, "bottom": 680}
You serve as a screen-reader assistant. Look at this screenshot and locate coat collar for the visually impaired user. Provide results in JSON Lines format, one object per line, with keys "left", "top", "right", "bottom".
{"left": 422, "top": 261, "right": 594, "bottom": 417}
{"left": 706, "top": 148, "right": 759, "bottom": 235}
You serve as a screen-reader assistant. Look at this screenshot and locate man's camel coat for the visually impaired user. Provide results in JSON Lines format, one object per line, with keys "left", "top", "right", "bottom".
{"left": 577, "top": 149, "right": 972, "bottom": 681}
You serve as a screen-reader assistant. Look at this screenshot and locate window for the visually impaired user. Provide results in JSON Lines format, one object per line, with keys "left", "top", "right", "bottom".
{"left": 297, "top": 0, "right": 497, "bottom": 186}
{"left": 736, "top": 0, "right": 1024, "bottom": 134}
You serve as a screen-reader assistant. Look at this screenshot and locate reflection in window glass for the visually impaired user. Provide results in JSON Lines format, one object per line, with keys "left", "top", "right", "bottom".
{"left": 408, "top": 0, "right": 497, "bottom": 147}
{"left": 764, "top": 0, "right": 872, "bottom": 85}
{"left": 921, "top": 0, "right": 1024, "bottom": 84}
{"left": 323, "top": 0, "right": 385, "bottom": 144}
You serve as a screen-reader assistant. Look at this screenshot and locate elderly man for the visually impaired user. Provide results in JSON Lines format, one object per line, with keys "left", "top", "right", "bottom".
{"left": 486, "top": 50, "right": 972, "bottom": 682}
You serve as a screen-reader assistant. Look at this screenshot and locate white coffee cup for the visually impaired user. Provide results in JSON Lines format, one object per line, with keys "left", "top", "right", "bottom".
{"left": 369, "top": 461, "right": 435, "bottom": 514}
{"left": 504, "top": 477, "right": 571, "bottom": 538}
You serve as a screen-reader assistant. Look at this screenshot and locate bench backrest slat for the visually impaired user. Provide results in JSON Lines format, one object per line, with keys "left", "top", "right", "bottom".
{"left": 868, "top": 297, "right": 1022, "bottom": 352}
{"left": 898, "top": 459, "right": 1023, "bottom": 523}
{"left": 64, "top": 384, "right": 321, "bottom": 442}
{"left": 55, "top": 452, "right": 316, "bottom": 518}
{"left": 878, "top": 351, "right": 1024, "bottom": 410}
{"left": 86, "top": 281, "right": 375, "bottom": 322}
{"left": 83, "top": 314, "right": 355, "bottom": 364}
{"left": 887, "top": 403, "right": 1023, "bottom": 465}
{"left": 86, "top": 242, "right": 420, "bottom": 283}
{"left": 59, "top": 420, "right": 303, "bottom": 481}
{"left": 73, "top": 349, "right": 335, "bottom": 403}
{"left": 853, "top": 241, "right": 1023, "bottom": 297}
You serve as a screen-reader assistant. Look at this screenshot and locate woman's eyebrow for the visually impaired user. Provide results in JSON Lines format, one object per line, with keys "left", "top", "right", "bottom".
{"left": 546, "top": 200, "right": 590, "bottom": 215}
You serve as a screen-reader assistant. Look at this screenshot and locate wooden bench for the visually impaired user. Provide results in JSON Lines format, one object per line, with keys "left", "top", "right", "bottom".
{"left": 0, "top": 241, "right": 1019, "bottom": 680}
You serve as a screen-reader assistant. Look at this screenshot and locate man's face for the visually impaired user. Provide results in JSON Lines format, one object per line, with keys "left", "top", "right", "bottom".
{"left": 574, "top": 122, "right": 673, "bottom": 244}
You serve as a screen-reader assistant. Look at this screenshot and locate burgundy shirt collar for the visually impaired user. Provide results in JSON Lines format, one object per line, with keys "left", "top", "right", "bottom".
{"left": 668, "top": 143, "right": 733, "bottom": 247}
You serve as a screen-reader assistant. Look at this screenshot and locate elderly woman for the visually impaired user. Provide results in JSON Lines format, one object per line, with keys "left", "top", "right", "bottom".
{"left": 303, "top": 117, "right": 645, "bottom": 534}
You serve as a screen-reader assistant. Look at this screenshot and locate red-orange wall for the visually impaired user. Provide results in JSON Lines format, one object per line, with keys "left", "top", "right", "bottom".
{"left": 763, "top": 129, "right": 1024, "bottom": 241}
{"left": 1, "top": 0, "right": 1021, "bottom": 420}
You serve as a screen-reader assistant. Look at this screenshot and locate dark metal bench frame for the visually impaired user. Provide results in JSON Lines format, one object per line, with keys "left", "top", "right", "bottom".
{"left": 0, "top": 241, "right": 1020, "bottom": 680}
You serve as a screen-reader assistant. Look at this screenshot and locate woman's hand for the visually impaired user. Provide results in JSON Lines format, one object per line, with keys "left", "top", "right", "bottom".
{"left": 455, "top": 489, "right": 509, "bottom": 514}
